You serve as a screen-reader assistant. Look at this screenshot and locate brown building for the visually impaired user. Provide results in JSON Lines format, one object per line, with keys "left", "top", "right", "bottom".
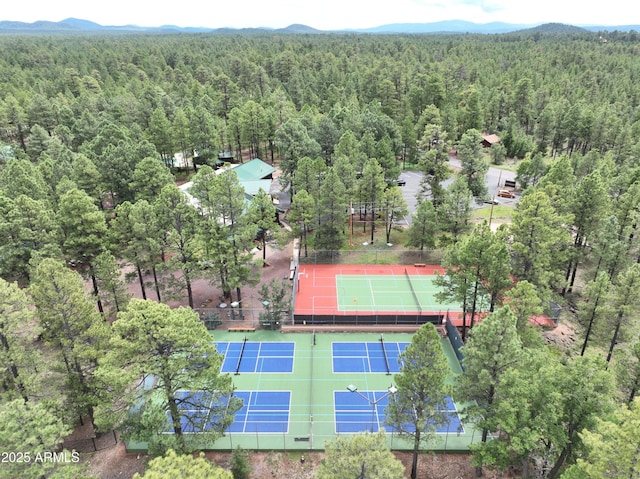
{"left": 481, "top": 133, "right": 501, "bottom": 148}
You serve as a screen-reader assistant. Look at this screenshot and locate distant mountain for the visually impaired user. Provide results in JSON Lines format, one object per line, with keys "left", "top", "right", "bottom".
{"left": 60, "top": 18, "right": 103, "bottom": 30}
{"left": 0, "top": 20, "right": 77, "bottom": 32}
{"left": 582, "top": 24, "right": 640, "bottom": 33}
{"left": 280, "top": 24, "right": 322, "bottom": 33}
{"left": 355, "top": 20, "right": 532, "bottom": 34}
{"left": 0, "top": 18, "right": 638, "bottom": 35}
{"left": 512, "top": 23, "right": 589, "bottom": 34}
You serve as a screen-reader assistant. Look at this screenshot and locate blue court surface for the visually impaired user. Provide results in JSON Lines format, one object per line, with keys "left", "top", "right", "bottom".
{"left": 165, "top": 390, "right": 291, "bottom": 434}
{"left": 334, "top": 391, "right": 463, "bottom": 434}
{"left": 216, "top": 341, "right": 294, "bottom": 373}
{"left": 332, "top": 341, "right": 410, "bottom": 373}
{"left": 228, "top": 391, "right": 291, "bottom": 433}
{"left": 164, "top": 390, "right": 235, "bottom": 434}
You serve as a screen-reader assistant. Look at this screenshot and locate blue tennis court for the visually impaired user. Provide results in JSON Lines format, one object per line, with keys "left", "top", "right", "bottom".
{"left": 228, "top": 391, "right": 291, "bottom": 433}
{"left": 332, "top": 341, "right": 410, "bottom": 373}
{"left": 164, "top": 390, "right": 235, "bottom": 434}
{"left": 216, "top": 341, "right": 295, "bottom": 373}
{"left": 334, "top": 391, "right": 463, "bottom": 434}
{"left": 165, "top": 390, "right": 291, "bottom": 434}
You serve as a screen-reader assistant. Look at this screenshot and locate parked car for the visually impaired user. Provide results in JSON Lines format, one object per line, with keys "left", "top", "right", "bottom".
{"left": 385, "top": 178, "right": 406, "bottom": 187}
{"left": 497, "top": 190, "right": 516, "bottom": 198}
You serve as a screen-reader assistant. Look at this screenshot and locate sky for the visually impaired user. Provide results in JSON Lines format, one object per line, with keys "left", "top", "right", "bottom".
{"left": 1, "top": 0, "right": 637, "bottom": 30}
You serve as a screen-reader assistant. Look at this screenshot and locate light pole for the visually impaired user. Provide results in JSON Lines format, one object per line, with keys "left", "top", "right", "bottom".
{"left": 347, "top": 384, "right": 397, "bottom": 433}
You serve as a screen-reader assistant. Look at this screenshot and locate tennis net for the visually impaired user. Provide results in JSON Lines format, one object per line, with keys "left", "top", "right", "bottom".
{"left": 379, "top": 334, "right": 391, "bottom": 375}
{"left": 404, "top": 268, "right": 423, "bottom": 314}
{"left": 235, "top": 336, "right": 248, "bottom": 375}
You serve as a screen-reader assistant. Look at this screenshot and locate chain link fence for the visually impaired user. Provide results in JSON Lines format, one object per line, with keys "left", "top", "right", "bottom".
{"left": 298, "top": 249, "right": 444, "bottom": 265}
{"left": 195, "top": 308, "right": 293, "bottom": 330}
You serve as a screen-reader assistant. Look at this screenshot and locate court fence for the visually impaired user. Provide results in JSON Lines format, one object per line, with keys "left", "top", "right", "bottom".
{"left": 63, "top": 430, "right": 119, "bottom": 453}
{"left": 195, "top": 308, "right": 292, "bottom": 330}
{"left": 298, "top": 249, "right": 443, "bottom": 265}
{"left": 196, "top": 308, "right": 448, "bottom": 329}
{"left": 292, "top": 312, "right": 444, "bottom": 326}
{"left": 127, "top": 421, "right": 482, "bottom": 453}
{"left": 205, "top": 422, "right": 482, "bottom": 452}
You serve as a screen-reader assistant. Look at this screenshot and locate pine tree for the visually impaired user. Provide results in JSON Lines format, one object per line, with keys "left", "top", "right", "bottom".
{"left": 385, "top": 323, "right": 450, "bottom": 479}
{"left": 29, "top": 258, "right": 110, "bottom": 429}
{"left": 97, "top": 300, "right": 240, "bottom": 454}
{"left": 456, "top": 307, "right": 523, "bottom": 476}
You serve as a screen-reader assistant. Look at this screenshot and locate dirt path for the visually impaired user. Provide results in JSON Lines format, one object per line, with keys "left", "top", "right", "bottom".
{"left": 86, "top": 447, "right": 520, "bottom": 479}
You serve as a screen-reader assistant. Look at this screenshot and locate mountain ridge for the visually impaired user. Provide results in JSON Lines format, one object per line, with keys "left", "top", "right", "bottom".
{"left": 0, "top": 18, "right": 637, "bottom": 34}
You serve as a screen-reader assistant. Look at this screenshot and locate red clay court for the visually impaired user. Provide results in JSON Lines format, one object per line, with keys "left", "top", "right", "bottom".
{"left": 292, "top": 264, "right": 464, "bottom": 326}
{"left": 292, "top": 264, "right": 556, "bottom": 328}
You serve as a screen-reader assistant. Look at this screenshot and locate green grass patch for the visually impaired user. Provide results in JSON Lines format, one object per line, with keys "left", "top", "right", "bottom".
{"left": 472, "top": 204, "right": 514, "bottom": 222}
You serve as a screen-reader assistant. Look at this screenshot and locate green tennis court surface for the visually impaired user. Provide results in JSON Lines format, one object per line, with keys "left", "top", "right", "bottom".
{"left": 336, "top": 274, "right": 460, "bottom": 312}
{"left": 127, "top": 330, "right": 479, "bottom": 453}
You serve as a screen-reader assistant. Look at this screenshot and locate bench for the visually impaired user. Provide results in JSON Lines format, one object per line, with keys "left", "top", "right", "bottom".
{"left": 414, "top": 263, "right": 426, "bottom": 267}
{"left": 289, "top": 269, "right": 296, "bottom": 280}
{"left": 227, "top": 327, "right": 255, "bottom": 332}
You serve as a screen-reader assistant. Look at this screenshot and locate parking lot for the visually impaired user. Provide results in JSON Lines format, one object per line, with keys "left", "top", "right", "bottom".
{"left": 397, "top": 159, "right": 518, "bottom": 225}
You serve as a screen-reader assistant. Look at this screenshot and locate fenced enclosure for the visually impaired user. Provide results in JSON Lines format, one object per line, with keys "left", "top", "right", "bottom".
{"left": 292, "top": 263, "right": 462, "bottom": 327}
{"left": 125, "top": 330, "right": 479, "bottom": 453}
{"left": 298, "top": 249, "right": 444, "bottom": 265}
{"left": 62, "top": 430, "right": 119, "bottom": 453}
{"left": 195, "top": 308, "right": 293, "bottom": 330}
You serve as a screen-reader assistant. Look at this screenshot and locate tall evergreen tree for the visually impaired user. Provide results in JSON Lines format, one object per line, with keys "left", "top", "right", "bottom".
{"left": 29, "top": 258, "right": 110, "bottom": 429}
{"left": 130, "top": 156, "right": 174, "bottom": 203}
{"left": 385, "top": 323, "right": 450, "bottom": 479}
{"left": 0, "top": 194, "right": 61, "bottom": 282}
{"left": 615, "top": 343, "right": 640, "bottom": 405}
{"left": 437, "top": 176, "right": 473, "bottom": 243}
{"left": 0, "top": 279, "right": 42, "bottom": 401}
{"left": 546, "top": 354, "right": 615, "bottom": 479}
{"left": 381, "top": 186, "right": 408, "bottom": 244}
{"left": 191, "top": 167, "right": 257, "bottom": 303}
{"left": 456, "top": 307, "right": 523, "bottom": 476}
{"left": 577, "top": 272, "right": 612, "bottom": 356}
{"left": 458, "top": 128, "right": 488, "bottom": 198}
{"left": 561, "top": 400, "right": 640, "bottom": 479}
{"left": 509, "top": 189, "right": 573, "bottom": 297}
{"left": 288, "top": 189, "right": 315, "bottom": 258}
{"left": 247, "top": 189, "right": 279, "bottom": 266}
{"left": 317, "top": 431, "right": 404, "bottom": 479}
{"left": 564, "top": 171, "right": 609, "bottom": 293}
{"left": 97, "top": 299, "right": 240, "bottom": 454}
{"left": 314, "top": 168, "right": 348, "bottom": 251}
{"left": 405, "top": 199, "right": 438, "bottom": 251}
{"left": 57, "top": 187, "right": 108, "bottom": 313}
{"left": 93, "top": 251, "right": 131, "bottom": 318}
{"left": 605, "top": 263, "right": 640, "bottom": 363}
{"left": 357, "top": 158, "right": 386, "bottom": 242}
{"left": 0, "top": 398, "right": 84, "bottom": 479}
{"left": 134, "top": 449, "right": 232, "bottom": 479}
{"left": 417, "top": 124, "right": 450, "bottom": 207}
{"left": 153, "top": 185, "right": 201, "bottom": 308}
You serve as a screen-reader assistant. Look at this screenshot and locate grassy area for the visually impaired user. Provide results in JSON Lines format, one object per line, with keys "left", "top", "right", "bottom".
{"left": 482, "top": 152, "right": 520, "bottom": 172}
{"left": 471, "top": 204, "right": 514, "bottom": 223}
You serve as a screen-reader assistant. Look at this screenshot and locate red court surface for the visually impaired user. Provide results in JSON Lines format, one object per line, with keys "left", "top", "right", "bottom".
{"left": 293, "top": 264, "right": 556, "bottom": 328}
{"left": 293, "top": 264, "right": 459, "bottom": 325}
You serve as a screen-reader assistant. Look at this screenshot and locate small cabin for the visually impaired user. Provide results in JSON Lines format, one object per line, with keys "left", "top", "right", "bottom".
{"left": 481, "top": 134, "right": 501, "bottom": 148}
